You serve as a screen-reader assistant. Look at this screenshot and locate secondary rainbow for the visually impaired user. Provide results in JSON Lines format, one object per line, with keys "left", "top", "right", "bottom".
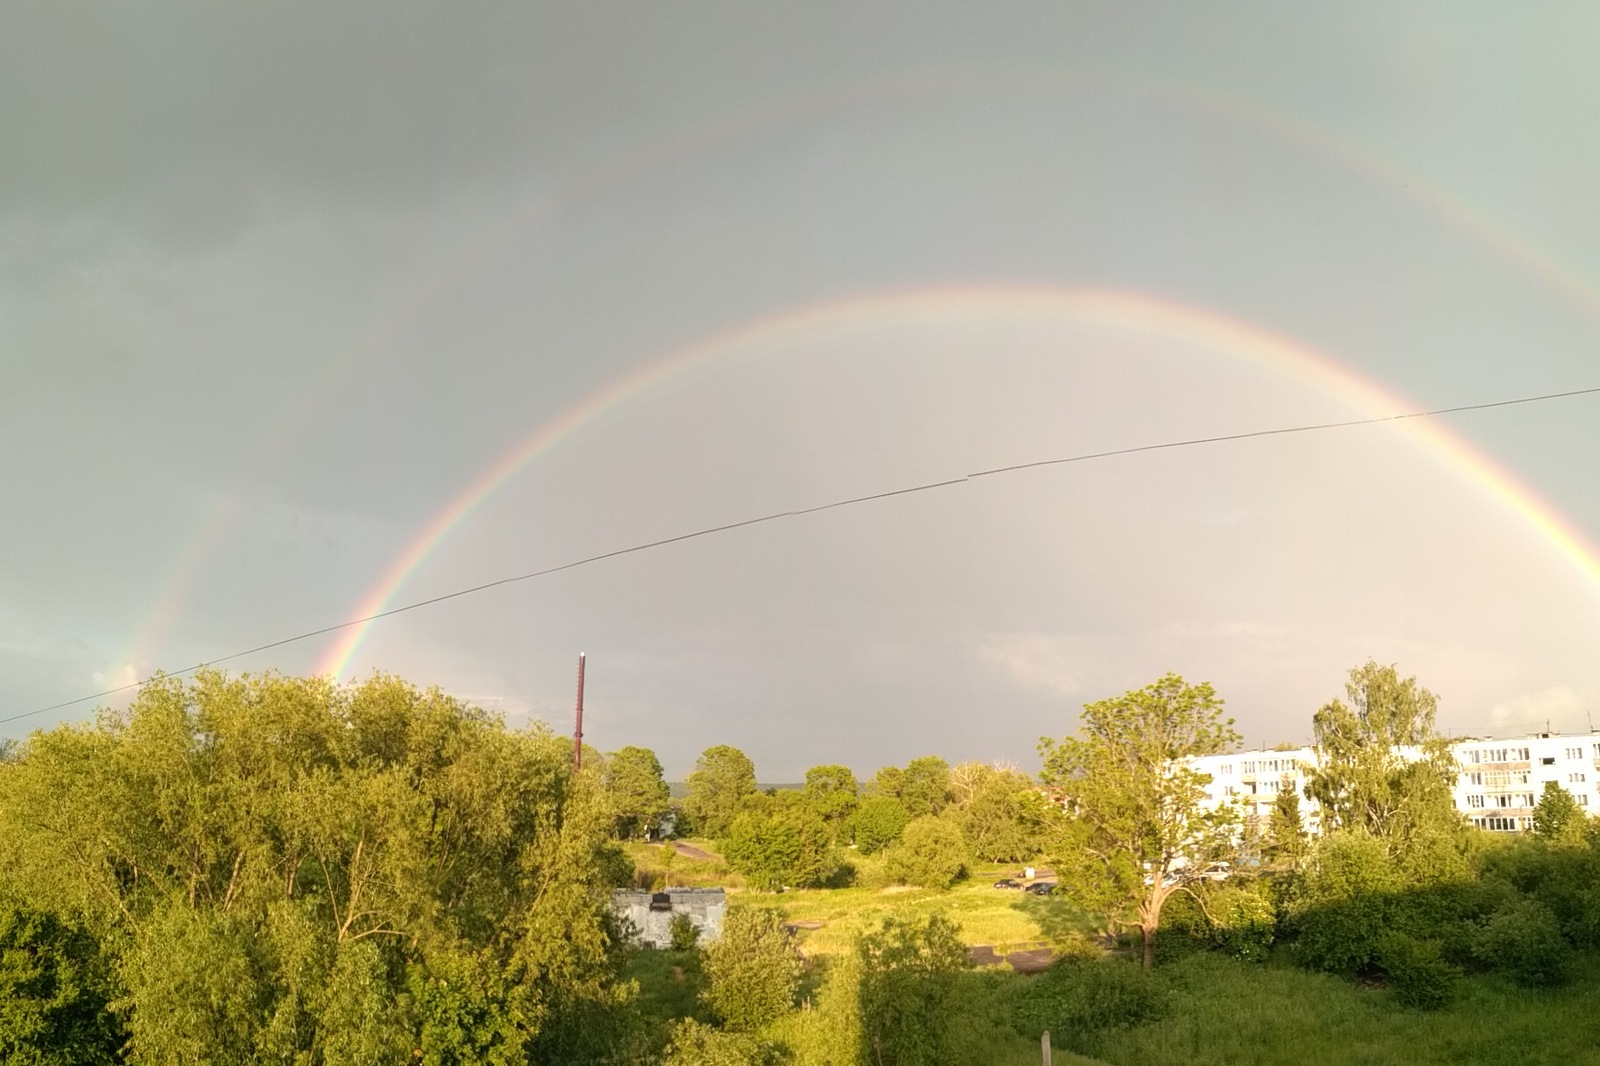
{"left": 315, "top": 284, "right": 1600, "bottom": 679}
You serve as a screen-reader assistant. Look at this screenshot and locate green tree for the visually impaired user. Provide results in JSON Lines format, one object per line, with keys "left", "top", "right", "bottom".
{"left": 1267, "top": 788, "right": 1309, "bottom": 867}
{"left": 1533, "top": 781, "right": 1583, "bottom": 842}
{"left": 1038, "top": 673, "right": 1241, "bottom": 970}
{"left": 604, "top": 745, "right": 672, "bottom": 840}
{"left": 0, "top": 902, "right": 122, "bottom": 1065}
{"left": 958, "top": 772, "right": 1035, "bottom": 863}
{"left": 0, "top": 670, "right": 635, "bottom": 1064}
{"left": 883, "top": 817, "right": 968, "bottom": 889}
{"left": 724, "top": 810, "right": 832, "bottom": 891}
{"left": 857, "top": 914, "right": 967, "bottom": 1066}
{"left": 853, "top": 795, "right": 910, "bottom": 855}
{"left": 899, "top": 756, "right": 952, "bottom": 818}
{"left": 701, "top": 908, "right": 802, "bottom": 1032}
{"left": 684, "top": 745, "right": 759, "bottom": 840}
{"left": 1305, "top": 661, "right": 1460, "bottom": 842}
{"left": 802, "top": 764, "right": 859, "bottom": 838}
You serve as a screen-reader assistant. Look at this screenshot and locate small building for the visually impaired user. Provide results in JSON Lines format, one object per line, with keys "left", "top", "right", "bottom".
{"left": 611, "top": 888, "right": 726, "bottom": 948}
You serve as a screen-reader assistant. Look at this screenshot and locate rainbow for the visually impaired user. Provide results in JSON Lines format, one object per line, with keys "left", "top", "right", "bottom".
{"left": 314, "top": 284, "right": 1600, "bottom": 679}
{"left": 122, "top": 65, "right": 1600, "bottom": 677}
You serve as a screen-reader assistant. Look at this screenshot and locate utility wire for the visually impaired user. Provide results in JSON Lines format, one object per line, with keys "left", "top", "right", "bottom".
{"left": 9, "top": 383, "right": 1599, "bottom": 728}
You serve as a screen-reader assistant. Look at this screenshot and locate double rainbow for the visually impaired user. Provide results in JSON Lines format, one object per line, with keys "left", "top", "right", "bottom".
{"left": 313, "top": 284, "right": 1600, "bottom": 680}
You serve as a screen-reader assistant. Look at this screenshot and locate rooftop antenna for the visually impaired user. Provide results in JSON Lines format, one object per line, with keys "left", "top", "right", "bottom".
{"left": 573, "top": 653, "right": 587, "bottom": 773}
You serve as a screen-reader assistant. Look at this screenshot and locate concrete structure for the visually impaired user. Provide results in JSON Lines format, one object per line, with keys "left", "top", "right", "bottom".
{"left": 1191, "top": 731, "right": 1600, "bottom": 834}
{"left": 611, "top": 888, "right": 726, "bottom": 948}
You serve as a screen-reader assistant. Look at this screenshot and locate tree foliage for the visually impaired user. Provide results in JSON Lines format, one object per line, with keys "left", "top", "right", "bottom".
{"left": 1305, "top": 661, "right": 1459, "bottom": 842}
{"left": 604, "top": 745, "right": 672, "bottom": 840}
{"left": 852, "top": 795, "right": 910, "bottom": 856}
{"left": 1038, "top": 673, "right": 1240, "bottom": 970}
{"left": 724, "top": 810, "right": 832, "bottom": 891}
{"left": 0, "top": 670, "right": 635, "bottom": 1064}
{"left": 0, "top": 901, "right": 123, "bottom": 1065}
{"left": 883, "top": 817, "right": 968, "bottom": 889}
{"left": 801, "top": 765, "right": 859, "bottom": 837}
{"left": 856, "top": 914, "right": 968, "bottom": 1066}
{"left": 1533, "top": 781, "right": 1584, "bottom": 842}
{"left": 701, "top": 907, "right": 802, "bottom": 1032}
{"left": 684, "top": 745, "right": 759, "bottom": 840}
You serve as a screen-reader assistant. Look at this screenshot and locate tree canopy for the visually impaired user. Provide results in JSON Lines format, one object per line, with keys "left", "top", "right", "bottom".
{"left": 1038, "top": 673, "right": 1241, "bottom": 970}
{"left": 683, "top": 745, "right": 759, "bottom": 839}
{"left": 604, "top": 745, "right": 672, "bottom": 840}
{"left": 0, "top": 670, "right": 634, "bottom": 1064}
{"left": 1305, "top": 661, "right": 1460, "bottom": 843}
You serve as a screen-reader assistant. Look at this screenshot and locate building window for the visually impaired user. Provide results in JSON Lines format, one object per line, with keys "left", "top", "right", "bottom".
{"left": 1219, "top": 764, "right": 1232, "bottom": 775}
{"left": 1569, "top": 772, "right": 1586, "bottom": 784}
{"left": 1566, "top": 747, "right": 1584, "bottom": 760}
{"left": 1467, "top": 795, "right": 1485, "bottom": 808}
{"left": 1469, "top": 772, "right": 1483, "bottom": 785}
{"left": 1580, "top": 794, "right": 1590, "bottom": 807}
{"left": 1542, "top": 757, "right": 1556, "bottom": 765}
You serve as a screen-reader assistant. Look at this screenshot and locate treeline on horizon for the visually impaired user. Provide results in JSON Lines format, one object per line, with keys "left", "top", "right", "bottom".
{"left": 3, "top": 664, "right": 1600, "bottom": 1064}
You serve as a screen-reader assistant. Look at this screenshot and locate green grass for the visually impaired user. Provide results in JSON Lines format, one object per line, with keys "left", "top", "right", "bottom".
{"left": 1086, "top": 951, "right": 1600, "bottom": 1066}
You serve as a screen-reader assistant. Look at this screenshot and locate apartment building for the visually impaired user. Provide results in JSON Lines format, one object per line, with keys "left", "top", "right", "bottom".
{"left": 1190, "top": 731, "right": 1600, "bottom": 834}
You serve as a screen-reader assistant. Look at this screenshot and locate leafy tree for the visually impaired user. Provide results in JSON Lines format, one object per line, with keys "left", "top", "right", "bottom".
{"left": 0, "top": 902, "right": 122, "bottom": 1065}
{"left": 1533, "top": 781, "right": 1583, "bottom": 842}
{"left": 853, "top": 795, "right": 910, "bottom": 855}
{"left": 684, "top": 745, "right": 759, "bottom": 840}
{"left": 1305, "top": 661, "right": 1459, "bottom": 842}
{"left": 856, "top": 914, "right": 967, "bottom": 1066}
{"left": 1038, "top": 673, "right": 1241, "bottom": 970}
{"left": 899, "top": 757, "right": 951, "bottom": 818}
{"left": 0, "top": 671, "right": 636, "bottom": 1064}
{"left": 604, "top": 745, "right": 672, "bottom": 840}
{"left": 724, "top": 810, "right": 832, "bottom": 891}
{"left": 802, "top": 764, "right": 859, "bottom": 837}
{"left": 883, "top": 817, "right": 968, "bottom": 889}
{"left": 701, "top": 907, "right": 802, "bottom": 1032}
{"left": 1267, "top": 788, "right": 1309, "bottom": 867}
{"left": 958, "top": 772, "right": 1036, "bottom": 863}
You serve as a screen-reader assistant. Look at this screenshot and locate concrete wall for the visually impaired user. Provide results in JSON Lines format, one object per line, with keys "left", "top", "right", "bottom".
{"left": 611, "top": 888, "right": 726, "bottom": 948}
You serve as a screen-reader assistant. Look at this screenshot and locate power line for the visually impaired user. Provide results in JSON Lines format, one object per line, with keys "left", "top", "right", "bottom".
{"left": 8, "top": 382, "right": 1599, "bottom": 728}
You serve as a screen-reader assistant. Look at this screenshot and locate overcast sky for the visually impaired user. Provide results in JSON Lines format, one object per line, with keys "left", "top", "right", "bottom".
{"left": 6, "top": 3, "right": 1600, "bottom": 778}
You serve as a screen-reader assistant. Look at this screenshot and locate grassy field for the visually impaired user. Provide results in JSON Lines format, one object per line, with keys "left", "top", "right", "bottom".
{"left": 625, "top": 840, "right": 1100, "bottom": 958}
{"left": 1083, "top": 951, "right": 1600, "bottom": 1066}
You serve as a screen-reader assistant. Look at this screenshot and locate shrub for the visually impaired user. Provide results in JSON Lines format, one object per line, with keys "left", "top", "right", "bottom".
{"left": 1375, "top": 933, "right": 1460, "bottom": 1010}
{"left": 702, "top": 908, "right": 802, "bottom": 1031}
{"left": 882, "top": 817, "right": 967, "bottom": 889}
{"left": 1289, "top": 832, "right": 1403, "bottom": 973}
{"left": 725, "top": 811, "right": 833, "bottom": 891}
{"left": 1472, "top": 899, "right": 1574, "bottom": 987}
{"left": 857, "top": 914, "right": 968, "bottom": 1066}
{"left": 669, "top": 912, "right": 701, "bottom": 951}
{"left": 1010, "top": 958, "right": 1162, "bottom": 1053}
{"left": 661, "top": 1019, "right": 789, "bottom": 1066}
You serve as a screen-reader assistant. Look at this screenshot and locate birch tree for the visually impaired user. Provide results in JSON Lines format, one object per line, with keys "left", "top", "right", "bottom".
{"left": 1038, "top": 674, "right": 1240, "bottom": 970}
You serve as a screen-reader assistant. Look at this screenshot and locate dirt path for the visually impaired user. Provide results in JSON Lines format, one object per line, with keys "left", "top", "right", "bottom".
{"left": 670, "top": 841, "right": 719, "bottom": 862}
{"left": 967, "top": 943, "right": 1056, "bottom": 973}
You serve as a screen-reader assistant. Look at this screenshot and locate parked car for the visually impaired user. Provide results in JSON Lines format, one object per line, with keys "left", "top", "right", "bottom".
{"left": 993, "top": 878, "right": 1022, "bottom": 890}
{"left": 1024, "top": 881, "right": 1056, "bottom": 896}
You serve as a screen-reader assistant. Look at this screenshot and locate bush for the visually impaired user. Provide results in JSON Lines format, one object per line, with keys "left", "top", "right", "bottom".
{"left": 1375, "top": 933, "right": 1460, "bottom": 1010}
{"left": 669, "top": 912, "right": 700, "bottom": 951}
{"left": 882, "top": 817, "right": 967, "bottom": 890}
{"left": 1289, "top": 833, "right": 1403, "bottom": 973}
{"left": 702, "top": 908, "right": 802, "bottom": 1031}
{"left": 661, "top": 1019, "right": 789, "bottom": 1066}
{"left": 857, "top": 914, "right": 968, "bottom": 1066}
{"left": 1472, "top": 899, "right": 1574, "bottom": 987}
{"left": 1010, "top": 959, "right": 1162, "bottom": 1053}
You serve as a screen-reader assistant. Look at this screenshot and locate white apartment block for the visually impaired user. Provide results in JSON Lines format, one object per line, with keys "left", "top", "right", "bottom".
{"left": 1190, "top": 731, "right": 1600, "bottom": 835}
